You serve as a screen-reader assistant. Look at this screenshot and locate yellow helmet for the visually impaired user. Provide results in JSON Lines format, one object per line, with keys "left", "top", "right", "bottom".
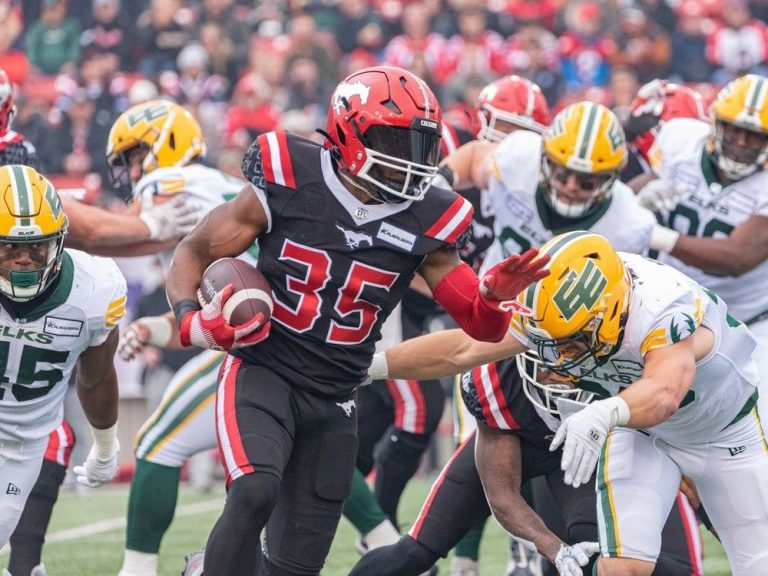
{"left": 106, "top": 100, "right": 206, "bottom": 202}
{"left": 0, "top": 165, "right": 67, "bottom": 301}
{"left": 709, "top": 74, "right": 768, "bottom": 181}
{"left": 541, "top": 101, "right": 626, "bottom": 218}
{"left": 515, "top": 231, "right": 630, "bottom": 378}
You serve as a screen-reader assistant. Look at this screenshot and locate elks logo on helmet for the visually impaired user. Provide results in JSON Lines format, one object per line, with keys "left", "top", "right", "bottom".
{"left": 332, "top": 81, "right": 371, "bottom": 115}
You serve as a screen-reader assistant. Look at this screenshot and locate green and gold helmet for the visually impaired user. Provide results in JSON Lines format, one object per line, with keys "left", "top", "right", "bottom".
{"left": 106, "top": 100, "right": 205, "bottom": 202}
{"left": 0, "top": 165, "right": 67, "bottom": 301}
{"left": 541, "top": 102, "right": 627, "bottom": 218}
{"left": 709, "top": 74, "right": 768, "bottom": 180}
{"left": 515, "top": 231, "right": 630, "bottom": 378}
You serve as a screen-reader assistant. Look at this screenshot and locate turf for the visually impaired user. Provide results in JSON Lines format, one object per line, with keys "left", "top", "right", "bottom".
{"left": 2, "top": 480, "right": 730, "bottom": 575}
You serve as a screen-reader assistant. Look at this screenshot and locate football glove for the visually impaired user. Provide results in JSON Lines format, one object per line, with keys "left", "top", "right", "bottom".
{"left": 555, "top": 542, "right": 600, "bottom": 576}
{"left": 480, "top": 248, "right": 550, "bottom": 313}
{"left": 550, "top": 397, "right": 629, "bottom": 488}
{"left": 179, "top": 284, "right": 270, "bottom": 351}
{"left": 118, "top": 316, "right": 173, "bottom": 361}
{"left": 636, "top": 179, "right": 685, "bottom": 213}
{"left": 139, "top": 195, "right": 203, "bottom": 241}
{"left": 73, "top": 441, "right": 120, "bottom": 488}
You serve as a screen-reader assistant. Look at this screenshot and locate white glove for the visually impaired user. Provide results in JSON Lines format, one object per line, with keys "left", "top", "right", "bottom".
{"left": 636, "top": 179, "right": 685, "bottom": 213}
{"left": 73, "top": 425, "right": 120, "bottom": 488}
{"left": 139, "top": 195, "right": 203, "bottom": 241}
{"left": 555, "top": 542, "right": 600, "bottom": 576}
{"left": 118, "top": 316, "right": 173, "bottom": 361}
{"left": 550, "top": 397, "right": 629, "bottom": 488}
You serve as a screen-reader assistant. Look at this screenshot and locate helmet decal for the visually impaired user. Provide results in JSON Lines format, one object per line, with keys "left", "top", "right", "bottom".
{"left": 552, "top": 259, "right": 608, "bottom": 322}
{"left": 332, "top": 81, "right": 371, "bottom": 115}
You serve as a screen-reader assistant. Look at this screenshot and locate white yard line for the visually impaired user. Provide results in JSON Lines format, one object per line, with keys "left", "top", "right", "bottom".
{"left": 0, "top": 498, "right": 223, "bottom": 555}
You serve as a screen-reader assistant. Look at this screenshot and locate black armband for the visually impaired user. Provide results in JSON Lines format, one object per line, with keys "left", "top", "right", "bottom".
{"left": 172, "top": 299, "right": 202, "bottom": 326}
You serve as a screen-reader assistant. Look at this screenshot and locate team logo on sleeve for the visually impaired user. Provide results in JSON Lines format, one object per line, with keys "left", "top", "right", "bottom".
{"left": 552, "top": 260, "right": 607, "bottom": 321}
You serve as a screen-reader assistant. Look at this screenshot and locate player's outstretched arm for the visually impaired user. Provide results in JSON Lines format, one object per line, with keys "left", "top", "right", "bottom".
{"left": 370, "top": 329, "right": 524, "bottom": 382}
{"left": 660, "top": 214, "right": 768, "bottom": 277}
{"left": 62, "top": 196, "right": 199, "bottom": 256}
{"left": 475, "top": 422, "right": 598, "bottom": 574}
{"left": 73, "top": 329, "right": 121, "bottom": 488}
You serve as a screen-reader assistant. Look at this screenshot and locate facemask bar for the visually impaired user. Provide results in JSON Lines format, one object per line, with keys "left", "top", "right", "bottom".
{"left": 516, "top": 350, "right": 595, "bottom": 415}
{"left": 541, "top": 155, "right": 615, "bottom": 218}
{"left": 478, "top": 105, "right": 546, "bottom": 143}
{"left": 713, "top": 120, "right": 768, "bottom": 181}
{"left": 0, "top": 232, "right": 66, "bottom": 301}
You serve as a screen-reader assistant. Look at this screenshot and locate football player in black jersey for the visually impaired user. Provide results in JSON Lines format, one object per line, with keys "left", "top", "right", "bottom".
{"left": 352, "top": 76, "right": 550, "bottom": 551}
{"left": 166, "top": 66, "right": 550, "bottom": 576}
{"left": 347, "top": 354, "right": 700, "bottom": 576}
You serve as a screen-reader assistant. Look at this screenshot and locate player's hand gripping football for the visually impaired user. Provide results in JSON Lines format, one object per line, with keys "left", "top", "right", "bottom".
{"left": 73, "top": 441, "right": 120, "bottom": 488}
{"left": 180, "top": 285, "right": 270, "bottom": 351}
{"left": 550, "top": 397, "right": 629, "bottom": 488}
{"left": 554, "top": 542, "right": 600, "bottom": 576}
{"left": 480, "top": 248, "right": 551, "bottom": 314}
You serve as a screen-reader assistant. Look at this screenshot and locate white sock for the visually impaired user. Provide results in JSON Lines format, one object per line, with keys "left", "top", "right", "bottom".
{"left": 118, "top": 550, "right": 158, "bottom": 576}
{"left": 362, "top": 519, "right": 400, "bottom": 550}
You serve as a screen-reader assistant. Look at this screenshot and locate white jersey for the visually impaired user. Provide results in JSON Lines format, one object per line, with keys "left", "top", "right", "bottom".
{"left": 0, "top": 250, "right": 127, "bottom": 440}
{"left": 513, "top": 253, "right": 758, "bottom": 443}
{"left": 480, "top": 130, "right": 656, "bottom": 274}
{"left": 651, "top": 117, "right": 768, "bottom": 323}
{"left": 135, "top": 164, "right": 254, "bottom": 271}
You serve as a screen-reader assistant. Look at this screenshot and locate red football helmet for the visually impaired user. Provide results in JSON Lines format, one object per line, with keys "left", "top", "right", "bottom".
{"left": 325, "top": 66, "right": 442, "bottom": 203}
{"left": 476, "top": 75, "right": 550, "bottom": 142}
{"left": 629, "top": 79, "right": 706, "bottom": 162}
{"left": 0, "top": 69, "right": 16, "bottom": 136}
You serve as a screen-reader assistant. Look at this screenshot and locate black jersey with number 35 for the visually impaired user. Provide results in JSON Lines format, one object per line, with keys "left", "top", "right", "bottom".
{"left": 234, "top": 131, "right": 474, "bottom": 397}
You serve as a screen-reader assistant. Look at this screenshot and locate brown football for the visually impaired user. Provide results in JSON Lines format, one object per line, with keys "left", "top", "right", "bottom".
{"left": 199, "top": 258, "right": 273, "bottom": 326}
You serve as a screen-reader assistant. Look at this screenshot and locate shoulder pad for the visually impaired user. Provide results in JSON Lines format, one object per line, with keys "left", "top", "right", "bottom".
{"left": 244, "top": 131, "right": 323, "bottom": 191}
{"left": 420, "top": 187, "right": 474, "bottom": 245}
{"left": 134, "top": 168, "right": 187, "bottom": 199}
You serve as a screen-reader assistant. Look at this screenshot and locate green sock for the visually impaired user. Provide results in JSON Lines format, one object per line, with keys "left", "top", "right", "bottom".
{"left": 125, "top": 459, "right": 181, "bottom": 553}
{"left": 343, "top": 469, "right": 389, "bottom": 535}
{"left": 454, "top": 517, "right": 487, "bottom": 561}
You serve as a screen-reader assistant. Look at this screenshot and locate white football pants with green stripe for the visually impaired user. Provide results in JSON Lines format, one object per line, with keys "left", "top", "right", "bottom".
{"left": 121, "top": 350, "right": 223, "bottom": 576}
{"left": 597, "top": 410, "right": 768, "bottom": 575}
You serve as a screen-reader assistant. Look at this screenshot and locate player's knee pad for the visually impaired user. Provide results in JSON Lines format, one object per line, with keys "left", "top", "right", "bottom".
{"left": 227, "top": 472, "right": 281, "bottom": 523}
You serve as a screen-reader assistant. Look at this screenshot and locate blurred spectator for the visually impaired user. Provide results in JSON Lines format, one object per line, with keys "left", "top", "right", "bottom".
{"left": 79, "top": 0, "right": 133, "bottom": 70}
{"left": 610, "top": 7, "right": 671, "bottom": 83}
{"left": 706, "top": 0, "right": 768, "bottom": 84}
{"left": 0, "top": 0, "right": 27, "bottom": 86}
{"left": 224, "top": 72, "right": 281, "bottom": 149}
{"left": 634, "top": 0, "right": 677, "bottom": 34}
{"left": 670, "top": 0, "right": 716, "bottom": 83}
{"left": 192, "top": 0, "right": 250, "bottom": 85}
{"left": 11, "top": 92, "right": 47, "bottom": 155}
{"left": 24, "top": 0, "right": 81, "bottom": 76}
{"left": 443, "top": 7, "right": 507, "bottom": 80}
{"left": 284, "top": 56, "right": 333, "bottom": 117}
{"left": 134, "top": 0, "right": 193, "bottom": 76}
{"left": 609, "top": 66, "right": 641, "bottom": 122}
{"left": 505, "top": 24, "right": 562, "bottom": 104}
{"left": 558, "top": 0, "right": 616, "bottom": 93}
{"left": 285, "top": 12, "right": 338, "bottom": 87}
{"left": 383, "top": 2, "right": 448, "bottom": 85}
{"left": 333, "top": 0, "right": 384, "bottom": 55}
{"left": 41, "top": 88, "right": 110, "bottom": 181}
{"left": 77, "top": 50, "right": 120, "bottom": 126}
{"left": 504, "top": 0, "right": 558, "bottom": 32}
{"left": 198, "top": 21, "right": 238, "bottom": 92}
{"left": 171, "top": 43, "right": 228, "bottom": 107}
{"left": 341, "top": 46, "right": 378, "bottom": 76}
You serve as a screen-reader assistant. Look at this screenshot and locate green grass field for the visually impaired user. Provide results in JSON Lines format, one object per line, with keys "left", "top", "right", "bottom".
{"left": 4, "top": 480, "right": 731, "bottom": 575}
